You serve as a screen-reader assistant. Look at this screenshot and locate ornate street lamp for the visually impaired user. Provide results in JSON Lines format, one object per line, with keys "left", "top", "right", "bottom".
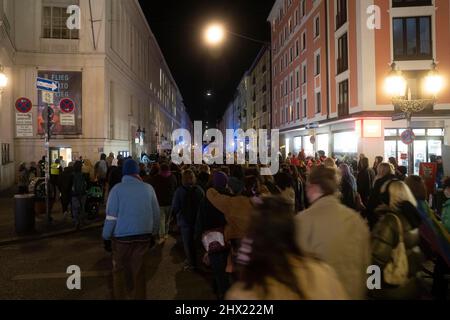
{"left": 385, "top": 61, "right": 444, "bottom": 174}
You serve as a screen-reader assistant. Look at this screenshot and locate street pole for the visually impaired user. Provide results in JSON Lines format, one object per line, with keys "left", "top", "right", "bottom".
{"left": 406, "top": 112, "right": 414, "bottom": 176}
{"left": 45, "top": 101, "right": 51, "bottom": 223}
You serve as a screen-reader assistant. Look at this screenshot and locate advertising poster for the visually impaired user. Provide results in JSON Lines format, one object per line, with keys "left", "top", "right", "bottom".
{"left": 419, "top": 162, "right": 437, "bottom": 195}
{"left": 37, "top": 71, "right": 82, "bottom": 135}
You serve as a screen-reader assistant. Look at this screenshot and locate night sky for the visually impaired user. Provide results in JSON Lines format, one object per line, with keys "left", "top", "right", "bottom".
{"left": 139, "top": 0, "right": 274, "bottom": 125}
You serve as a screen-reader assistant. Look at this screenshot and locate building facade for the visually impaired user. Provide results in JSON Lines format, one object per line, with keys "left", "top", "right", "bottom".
{"left": 0, "top": 0, "right": 191, "bottom": 191}
{"left": 268, "top": 0, "right": 450, "bottom": 173}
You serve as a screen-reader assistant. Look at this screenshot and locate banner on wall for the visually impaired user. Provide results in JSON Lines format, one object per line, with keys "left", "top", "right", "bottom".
{"left": 37, "top": 71, "right": 82, "bottom": 135}
{"left": 419, "top": 162, "right": 437, "bottom": 195}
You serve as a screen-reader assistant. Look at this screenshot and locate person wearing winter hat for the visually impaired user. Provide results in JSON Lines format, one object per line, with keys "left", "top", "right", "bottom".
{"left": 103, "top": 159, "right": 160, "bottom": 299}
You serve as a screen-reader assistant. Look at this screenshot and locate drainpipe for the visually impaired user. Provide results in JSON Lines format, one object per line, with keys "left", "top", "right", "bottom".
{"left": 325, "top": 0, "right": 330, "bottom": 120}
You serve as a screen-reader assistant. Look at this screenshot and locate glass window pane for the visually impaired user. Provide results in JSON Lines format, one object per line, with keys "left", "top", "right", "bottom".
{"left": 428, "top": 140, "right": 442, "bottom": 160}
{"left": 427, "top": 129, "right": 443, "bottom": 136}
{"left": 334, "top": 131, "right": 357, "bottom": 154}
{"left": 413, "top": 129, "right": 426, "bottom": 136}
{"left": 414, "top": 140, "right": 427, "bottom": 175}
{"left": 399, "top": 129, "right": 407, "bottom": 136}
{"left": 317, "top": 134, "right": 329, "bottom": 157}
{"left": 393, "top": 19, "right": 404, "bottom": 57}
{"left": 303, "top": 136, "right": 314, "bottom": 157}
{"left": 293, "top": 137, "right": 302, "bottom": 155}
{"left": 398, "top": 141, "right": 409, "bottom": 168}
{"left": 419, "top": 17, "right": 431, "bottom": 56}
{"left": 384, "top": 129, "right": 398, "bottom": 136}
{"left": 384, "top": 141, "right": 397, "bottom": 163}
{"left": 406, "top": 18, "right": 417, "bottom": 56}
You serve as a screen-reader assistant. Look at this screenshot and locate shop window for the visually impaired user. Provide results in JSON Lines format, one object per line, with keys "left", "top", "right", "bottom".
{"left": 413, "top": 129, "right": 426, "bottom": 136}
{"left": 427, "top": 128, "right": 444, "bottom": 136}
{"left": 384, "top": 129, "right": 398, "bottom": 137}
{"left": 317, "top": 134, "right": 329, "bottom": 156}
{"left": 294, "top": 137, "right": 302, "bottom": 154}
{"left": 303, "top": 136, "right": 314, "bottom": 157}
{"left": 334, "top": 131, "right": 357, "bottom": 154}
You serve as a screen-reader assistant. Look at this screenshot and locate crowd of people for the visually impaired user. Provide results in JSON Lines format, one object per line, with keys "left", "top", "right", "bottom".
{"left": 15, "top": 149, "right": 450, "bottom": 300}
{"left": 97, "top": 149, "right": 450, "bottom": 300}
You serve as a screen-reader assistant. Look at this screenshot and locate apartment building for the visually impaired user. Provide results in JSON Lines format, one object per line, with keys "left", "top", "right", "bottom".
{"left": 0, "top": 0, "right": 191, "bottom": 190}
{"left": 268, "top": 0, "right": 450, "bottom": 172}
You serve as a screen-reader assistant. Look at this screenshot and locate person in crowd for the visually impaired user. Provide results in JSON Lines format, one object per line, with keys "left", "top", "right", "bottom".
{"left": 228, "top": 165, "right": 245, "bottom": 195}
{"left": 339, "top": 163, "right": 358, "bottom": 210}
{"left": 318, "top": 150, "right": 327, "bottom": 163}
{"left": 274, "top": 172, "right": 296, "bottom": 211}
{"left": 139, "top": 163, "right": 147, "bottom": 178}
{"left": 38, "top": 156, "right": 46, "bottom": 177}
{"left": 197, "top": 164, "right": 211, "bottom": 192}
{"left": 290, "top": 165, "right": 306, "bottom": 212}
{"left": 108, "top": 158, "right": 124, "bottom": 192}
{"left": 50, "top": 159, "right": 61, "bottom": 199}
{"left": 197, "top": 171, "right": 231, "bottom": 300}
{"left": 148, "top": 163, "right": 160, "bottom": 178}
{"left": 226, "top": 196, "right": 348, "bottom": 300}
{"left": 95, "top": 154, "right": 108, "bottom": 197}
{"left": 357, "top": 157, "right": 375, "bottom": 211}
{"left": 290, "top": 153, "right": 300, "bottom": 167}
{"left": 286, "top": 152, "right": 293, "bottom": 164}
{"left": 106, "top": 152, "right": 115, "bottom": 168}
{"left": 373, "top": 156, "right": 384, "bottom": 175}
{"left": 206, "top": 176, "right": 260, "bottom": 275}
{"left": 28, "top": 162, "right": 38, "bottom": 180}
{"left": 71, "top": 161, "right": 88, "bottom": 229}
{"left": 367, "top": 162, "right": 396, "bottom": 230}
{"left": 17, "top": 162, "right": 29, "bottom": 194}
{"left": 435, "top": 156, "right": 444, "bottom": 189}
{"left": 259, "top": 174, "right": 279, "bottom": 195}
{"left": 295, "top": 167, "right": 371, "bottom": 299}
{"left": 148, "top": 163, "right": 177, "bottom": 244}
{"left": 59, "top": 162, "right": 74, "bottom": 219}
{"left": 370, "top": 180, "right": 424, "bottom": 300}
{"left": 442, "top": 177, "right": 450, "bottom": 233}
{"left": 397, "top": 166, "right": 408, "bottom": 181}
{"left": 389, "top": 157, "right": 403, "bottom": 179}
{"left": 103, "top": 159, "right": 160, "bottom": 300}
{"left": 323, "top": 157, "right": 337, "bottom": 169}
{"left": 172, "top": 169, "right": 205, "bottom": 271}
{"left": 82, "top": 159, "right": 95, "bottom": 182}
{"left": 405, "top": 175, "right": 450, "bottom": 300}
{"left": 59, "top": 156, "right": 66, "bottom": 170}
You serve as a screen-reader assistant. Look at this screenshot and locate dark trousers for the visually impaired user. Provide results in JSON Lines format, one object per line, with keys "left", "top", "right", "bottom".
{"left": 209, "top": 250, "right": 230, "bottom": 298}
{"left": 180, "top": 225, "right": 196, "bottom": 267}
{"left": 432, "top": 256, "right": 449, "bottom": 300}
{"left": 112, "top": 238, "right": 151, "bottom": 300}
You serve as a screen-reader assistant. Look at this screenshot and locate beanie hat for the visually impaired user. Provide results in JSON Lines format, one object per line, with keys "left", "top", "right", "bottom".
{"left": 213, "top": 171, "right": 228, "bottom": 189}
{"left": 123, "top": 159, "right": 140, "bottom": 176}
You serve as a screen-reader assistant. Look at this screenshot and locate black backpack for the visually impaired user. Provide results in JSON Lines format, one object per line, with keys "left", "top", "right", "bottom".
{"left": 181, "top": 186, "right": 200, "bottom": 225}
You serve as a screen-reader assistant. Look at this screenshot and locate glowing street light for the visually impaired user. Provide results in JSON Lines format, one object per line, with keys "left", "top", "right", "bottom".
{"left": 424, "top": 62, "right": 444, "bottom": 96}
{"left": 385, "top": 63, "right": 407, "bottom": 97}
{"left": 0, "top": 65, "right": 8, "bottom": 90}
{"left": 204, "top": 24, "right": 225, "bottom": 46}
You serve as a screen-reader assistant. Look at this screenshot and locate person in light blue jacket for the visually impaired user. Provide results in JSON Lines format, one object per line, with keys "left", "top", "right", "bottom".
{"left": 102, "top": 159, "right": 160, "bottom": 300}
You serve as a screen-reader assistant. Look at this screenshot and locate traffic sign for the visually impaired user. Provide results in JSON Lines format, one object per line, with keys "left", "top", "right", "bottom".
{"left": 59, "top": 98, "right": 75, "bottom": 113}
{"left": 42, "top": 91, "right": 54, "bottom": 104}
{"left": 306, "top": 122, "right": 319, "bottom": 130}
{"left": 401, "top": 129, "right": 415, "bottom": 145}
{"left": 392, "top": 113, "right": 407, "bottom": 122}
{"left": 36, "top": 77, "right": 59, "bottom": 93}
{"left": 15, "top": 97, "right": 32, "bottom": 113}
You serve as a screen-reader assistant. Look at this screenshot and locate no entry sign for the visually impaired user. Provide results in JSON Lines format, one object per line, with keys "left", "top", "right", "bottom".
{"left": 401, "top": 129, "right": 415, "bottom": 145}
{"left": 15, "top": 97, "right": 32, "bottom": 113}
{"left": 59, "top": 98, "right": 75, "bottom": 113}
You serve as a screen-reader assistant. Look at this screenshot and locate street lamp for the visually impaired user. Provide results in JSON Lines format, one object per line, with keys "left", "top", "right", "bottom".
{"left": 385, "top": 61, "right": 444, "bottom": 175}
{"left": 204, "top": 24, "right": 225, "bottom": 46}
{"left": 0, "top": 65, "right": 8, "bottom": 91}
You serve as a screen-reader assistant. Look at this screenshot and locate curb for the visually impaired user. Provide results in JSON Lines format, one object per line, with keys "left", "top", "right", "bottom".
{"left": 0, "top": 221, "right": 104, "bottom": 247}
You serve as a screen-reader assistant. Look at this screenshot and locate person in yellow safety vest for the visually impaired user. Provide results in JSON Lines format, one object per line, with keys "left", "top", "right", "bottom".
{"left": 50, "top": 159, "right": 61, "bottom": 201}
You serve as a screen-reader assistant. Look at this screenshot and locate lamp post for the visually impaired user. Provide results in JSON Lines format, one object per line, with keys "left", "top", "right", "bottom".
{"left": 385, "top": 61, "right": 443, "bottom": 175}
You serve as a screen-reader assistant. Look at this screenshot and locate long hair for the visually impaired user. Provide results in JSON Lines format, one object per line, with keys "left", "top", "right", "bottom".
{"left": 339, "top": 163, "right": 356, "bottom": 191}
{"left": 383, "top": 180, "right": 417, "bottom": 211}
{"left": 240, "top": 197, "right": 306, "bottom": 299}
{"left": 376, "top": 162, "right": 394, "bottom": 180}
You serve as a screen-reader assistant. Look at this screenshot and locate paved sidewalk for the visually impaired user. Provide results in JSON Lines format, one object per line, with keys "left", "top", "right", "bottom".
{"left": 0, "top": 188, "right": 105, "bottom": 246}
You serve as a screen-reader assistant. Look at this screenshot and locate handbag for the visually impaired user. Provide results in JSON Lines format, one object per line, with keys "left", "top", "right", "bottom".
{"left": 383, "top": 214, "right": 409, "bottom": 286}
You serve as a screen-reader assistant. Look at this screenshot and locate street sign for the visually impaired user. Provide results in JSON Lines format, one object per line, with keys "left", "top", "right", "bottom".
{"left": 401, "top": 129, "right": 415, "bottom": 145}
{"left": 59, "top": 98, "right": 75, "bottom": 113}
{"left": 306, "top": 122, "right": 319, "bottom": 130}
{"left": 42, "top": 91, "right": 54, "bottom": 104}
{"left": 392, "top": 113, "right": 407, "bottom": 122}
{"left": 36, "top": 77, "right": 59, "bottom": 93}
{"left": 60, "top": 114, "right": 75, "bottom": 126}
{"left": 16, "top": 113, "right": 33, "bottom": 138}
{"left": 15, "top": 97, "right": 32, "bottom": 113}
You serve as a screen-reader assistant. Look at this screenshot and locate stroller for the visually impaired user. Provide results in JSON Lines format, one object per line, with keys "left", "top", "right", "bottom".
{"left": 85, "top": 181, "right": 103, "bottom": 220}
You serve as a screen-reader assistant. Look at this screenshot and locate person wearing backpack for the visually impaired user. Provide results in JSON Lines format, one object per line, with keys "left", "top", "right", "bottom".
{"left": 172, "top": 169, "right": 205, "bottom": 271}
{"left": 370, "top": 180, "right": 424, "bottom": 300}
{"left": 71, "top": 161, "right": 88, "bottom": 229}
